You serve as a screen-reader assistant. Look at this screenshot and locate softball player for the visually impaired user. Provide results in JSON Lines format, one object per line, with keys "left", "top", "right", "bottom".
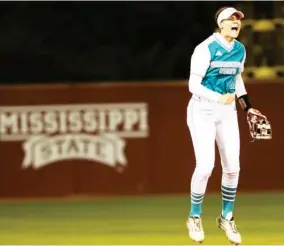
{"left": 185, "top": 6, "right": 271, "bottom": 245}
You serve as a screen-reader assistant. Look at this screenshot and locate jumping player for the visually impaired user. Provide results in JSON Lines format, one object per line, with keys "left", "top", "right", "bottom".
{"left": 186, "top": 7, "right": 272, "bottom": 245}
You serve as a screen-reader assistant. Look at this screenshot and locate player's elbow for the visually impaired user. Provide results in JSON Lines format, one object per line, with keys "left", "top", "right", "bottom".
{"left": 188, "top": 80, "right": 194, "bottom": 94}
{"left": 188, "top": 81, "right": 197, "bottom": 95}
{"left": 188, "top": 73, "right": 202, "bottom": 94}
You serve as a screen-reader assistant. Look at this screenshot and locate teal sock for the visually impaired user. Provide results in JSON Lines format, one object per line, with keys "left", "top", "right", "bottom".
{"left": 189, "top": 192, "right": 204, "bottom": 217}
{"left": 221, "top": 185, "right": 237, "bottom": 220}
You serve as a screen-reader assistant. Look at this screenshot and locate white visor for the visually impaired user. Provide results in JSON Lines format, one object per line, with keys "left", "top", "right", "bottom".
{"left": 217, "top": 7, "right": 244, "bottom": 27}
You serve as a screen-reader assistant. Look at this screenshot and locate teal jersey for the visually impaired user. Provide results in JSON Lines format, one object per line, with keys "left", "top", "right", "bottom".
{"left": 191, "top": 33, "right": 246, "bottom": 95}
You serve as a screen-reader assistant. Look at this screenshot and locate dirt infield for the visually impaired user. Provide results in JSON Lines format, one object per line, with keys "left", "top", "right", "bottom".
{"left": 0, "top": 80, "right": 283, "bottom": 197}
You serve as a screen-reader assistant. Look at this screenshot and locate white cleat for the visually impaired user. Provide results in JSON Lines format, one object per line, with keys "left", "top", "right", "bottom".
{"left": 216, "top": 215, "right": 242, "bottom": 245}
{"left": 186, "top": 216, "right": 205, "bottom": 243}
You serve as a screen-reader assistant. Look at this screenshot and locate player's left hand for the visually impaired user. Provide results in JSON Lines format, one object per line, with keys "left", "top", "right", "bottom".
{"left": 247, "top": 108, "right": 272, "bottom": 140}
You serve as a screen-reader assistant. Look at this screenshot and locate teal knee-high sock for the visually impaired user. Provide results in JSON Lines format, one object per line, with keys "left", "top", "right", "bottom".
{"left": 189, "top": 192, "right": 204, "bottom": 218}
{"left": 221, "top": 185, "right": 237, "bottom": 220}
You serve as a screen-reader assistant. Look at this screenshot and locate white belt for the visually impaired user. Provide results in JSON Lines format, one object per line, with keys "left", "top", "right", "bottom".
{"left": 192, "top": 94, "right": 220, "bottom": 104}
{"left": 192, "top": 94, "right": 237, "bottom": 110}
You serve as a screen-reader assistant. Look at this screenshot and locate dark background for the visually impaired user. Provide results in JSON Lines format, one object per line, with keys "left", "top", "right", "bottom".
{"left": 0, "top": 1, "right": 282, "bottom": 84}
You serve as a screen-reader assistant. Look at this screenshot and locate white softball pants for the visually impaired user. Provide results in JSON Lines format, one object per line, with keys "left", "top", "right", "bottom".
{"left": 187, "top": 95, "right": 240, "bottom": 194}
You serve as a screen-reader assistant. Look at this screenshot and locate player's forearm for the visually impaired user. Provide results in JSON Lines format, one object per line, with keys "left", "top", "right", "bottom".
{"left": 188, "top": 73, "right": 221, "bottom": 102}
{"left": 235, "top": 74, "right": 252, "bottom": 111}
{"left": 235, "top": 74, "right": 247, "bottom": 98}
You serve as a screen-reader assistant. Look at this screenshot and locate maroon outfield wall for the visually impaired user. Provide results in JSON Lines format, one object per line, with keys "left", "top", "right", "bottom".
{"left": 0, "top": 81, "right": 283, "bottom": 198}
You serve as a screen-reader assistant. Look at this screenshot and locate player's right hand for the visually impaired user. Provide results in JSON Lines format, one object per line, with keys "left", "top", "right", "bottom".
{"left": 218, "top": 93, "right": 235, "bottom": 105}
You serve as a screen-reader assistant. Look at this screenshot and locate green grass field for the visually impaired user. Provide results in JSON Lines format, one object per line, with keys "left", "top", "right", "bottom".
{"left": 0, "top": 192, "right": 283, "bottom": 245}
